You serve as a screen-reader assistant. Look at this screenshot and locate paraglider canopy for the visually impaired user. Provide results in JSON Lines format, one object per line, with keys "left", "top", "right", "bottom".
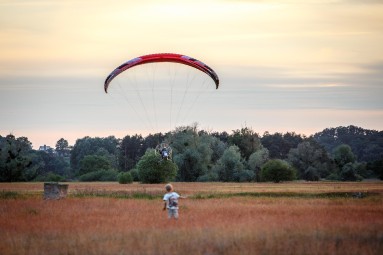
{"left": 104, "top": 53, "right": 219, "bottom": 93}
{"left": 102, "top": 52, "right": 220, "bottom": 148}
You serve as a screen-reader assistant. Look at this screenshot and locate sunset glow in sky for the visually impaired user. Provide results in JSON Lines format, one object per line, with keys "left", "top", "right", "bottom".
{"left": 1, "top": 0, "right": 383, "bottom": 148}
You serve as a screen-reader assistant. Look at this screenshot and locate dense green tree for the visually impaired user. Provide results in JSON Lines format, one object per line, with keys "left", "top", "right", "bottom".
{"left": 327, "top": 144, "right": 362, "bottom": 181}
{"left": 333, "top": 144, "right": 356, "bottom": 168}
{"left": 119, "top": 134, "right": 145, "bottom": 171}
{"left": 261, "top": 132, "right": 304, "bottom": 159}
{"left": 209, "top": 131, "right": 230, "bottom": 144}
{"left": 30, "top": 150, "right": 71, "bottom": 179}
{"left": 203, "top": 135, "right": 227, "bottom": 164}
{"left": 213, "top": 146, "right": 249, "bottom": 182}
{"left": 170, "top": 125, "right": 216, "bottom": 181}
{"left": 174, "top": 148, "right": 203, "bottom": 181}
{"left": 248, "top": 147, "right": 269, "bottom": 181}
{"left": 314, "top": 125, "right": 383, "bottom": 162}
{"left": 79, "top": 155, "right": 113, "bottom": 176}
{"left": 366, "top": 157, "right": 383, "bottom": 180}
{"left": 197, "top": 171, "right": 219, "bottom": 182}
{"left": 228, "top": 127, "right": 262, "bottom": 160}
{"left": 339, "top": 162, "right": 363, "bottom": 181}
{"left": 70, "top": 136, "right": 119, "bottom": 174}
{"left": 0, "top": 135, "right": 33, "bottom": 182}
{"left": 287, "top": 140, "right": 335, "bottom": 180}
{"left": 137, "top": 149, "right": 178, "bottom": 183}
{"left": 3, "top": 125, "right": 382, "bottom": 183}
{"left": 0, "top": 136, "right": 72, "bottom": 181}
{"left": 367, "top": 158, "right": 383, "bottom": 180}
{"left": 55, "top": 138, "right": 69, "bottom": 157}
{"left": 118, "top": 172, "right": 133, "bottom": 184}
{"left": 260, "top": 159, "right": 297, "bottom": 183}
{"left": 129, "top": 168, "right": 140, "bottom": 181}
{"left": 143, "top": 133, "right": 166, "bottom": 149}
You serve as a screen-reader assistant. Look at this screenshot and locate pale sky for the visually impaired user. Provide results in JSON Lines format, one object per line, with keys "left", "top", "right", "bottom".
{"left": 1, "top": 0, "right": 383, "bottom": 148}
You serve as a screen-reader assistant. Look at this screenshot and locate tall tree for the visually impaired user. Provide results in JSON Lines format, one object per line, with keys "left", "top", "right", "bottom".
{"left": 213, "top": 145, "right": 249, "bottom": 182}
{"left": 79, "top": 155, "right": 113, "bottom": 176}
{"left": 70, "top": 136, "right": 119, "bottom": 174}
{"left": 367, "top": 158, "right": 383, "bottom": 180}
{"left": 314, "top": 125, "right": 383, "bottom": 162}
{"left": 170, "top": 125, "right": 214, "bottom": 181}
{"left": 55, "top": 138, "right": 69, "bottom": 157}
{"left": 261, "top": 132, "right": 304, "bottom": 159}
{"left": 119, "top": 134, "right": 145, "bottom": 171}
{"left": 248, "top": 147, "right": 269, "bottom": 181}
{"left": 333, "top": 144, "right": 356, "bottom": 168}
{"left": 0, "top": 135, "right": 33, "bottom": 181}
{"left": 288, "top": 140, "right": 335, "bottom": 180}
{"left": 228, "top": 127, "right": 262, "bottom": 160}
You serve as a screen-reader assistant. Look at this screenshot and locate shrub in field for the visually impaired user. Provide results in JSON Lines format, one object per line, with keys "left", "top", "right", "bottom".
{"left": 197, "top": 171, "right": 219, "bottom": 182}
{"left": 137, "top": 149, "right": 178, "bottom": 183}
{"left": 118, "top": 172, "right": 133, "bottom": 184}
{"left": 34, "top": 172, "right": 65, "bottom": 182}
{"left": 260, "top": 159, "right": 296, "bottom": 183}
{"left": 78, "top": 169, "right": 118, "bottom": 181}
{"left": 326, "top": 172, "right": 340, "bottom": 181}
{"left": 237, "top": 170, "right": 255, "bottom": 182}
{"left": 303, "top": 166, "right": 320, "bottom": 181}
{"left": 129, "top": 168, "right": 140, "bottom": 181}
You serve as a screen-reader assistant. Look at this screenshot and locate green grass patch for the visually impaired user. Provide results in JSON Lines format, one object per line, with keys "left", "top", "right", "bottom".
{"left": 0, "top": 191, "right": 21, "bottom": 199}
{"left": 0, "top": 190, "right": 41, "bottom": 199}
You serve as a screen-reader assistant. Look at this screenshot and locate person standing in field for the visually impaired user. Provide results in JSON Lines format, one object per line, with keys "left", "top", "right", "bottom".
{"left": 163, "top": 183, "right": 187, "bottom": 220}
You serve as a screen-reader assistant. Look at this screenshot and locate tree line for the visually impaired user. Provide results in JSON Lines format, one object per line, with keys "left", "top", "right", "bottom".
{"left": 1, "top": 125, "right": 382, "bottom": 183}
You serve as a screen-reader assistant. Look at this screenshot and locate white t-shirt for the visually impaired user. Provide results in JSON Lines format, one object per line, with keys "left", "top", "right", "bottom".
{"left": 163, "top": 192, "right": 180, "bottom": 209}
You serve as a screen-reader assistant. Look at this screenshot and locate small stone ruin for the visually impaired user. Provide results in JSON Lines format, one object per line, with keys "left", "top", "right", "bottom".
{"left": 43, "top": 182, "right": 69, "bottom": 200}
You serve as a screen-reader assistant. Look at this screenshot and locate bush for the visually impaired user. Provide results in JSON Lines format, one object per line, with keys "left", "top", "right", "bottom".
{"left": 118, "top": 172, "right": 133, "bottom": 184}
{"left": 304, "top": 166, "right": 320, "bottom": 181}
{"left": 326, "top": 172, "right": 340, "bottom": 181}
{"left": 197, "top": 172, "right": 219, "bottom": 182}
{"left": 78, "top": 169, "right": 118, "bottom": 182}
{"left": 237, "top": 170, "right": 255, "bottom": 182}
{"left": 34, "top": 172, "right": 65, "bottom": 182}
{"left": 130, "top": 168, "right": 140, "bottom": 181}
{"left": 260, "top": 159, "right": 296, "bottom": 183}
{"left": 137, "top": 149, "right": 178, "bottom": 184}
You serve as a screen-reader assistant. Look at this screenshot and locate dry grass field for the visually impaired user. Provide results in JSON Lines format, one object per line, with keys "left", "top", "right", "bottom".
{"left": 1, "top": 181, "right": 382, "bottom": 255}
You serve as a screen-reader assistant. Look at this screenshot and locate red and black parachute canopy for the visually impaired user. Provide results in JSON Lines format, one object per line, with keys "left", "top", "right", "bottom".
{"left": 104, "top": 53, "right": 219, "bottom": 93}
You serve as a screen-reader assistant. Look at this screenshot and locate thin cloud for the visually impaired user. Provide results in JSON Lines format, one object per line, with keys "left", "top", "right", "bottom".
{"left": 267, "top": 83, "right": 347, "bottom": 88}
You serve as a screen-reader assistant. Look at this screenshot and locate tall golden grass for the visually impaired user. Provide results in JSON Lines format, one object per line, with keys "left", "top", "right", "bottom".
{"left": 2, "top": 181, "right": 382, "bottom": 195}
{"left": 1, "top": 182, "right": 382, "bottom": 255}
